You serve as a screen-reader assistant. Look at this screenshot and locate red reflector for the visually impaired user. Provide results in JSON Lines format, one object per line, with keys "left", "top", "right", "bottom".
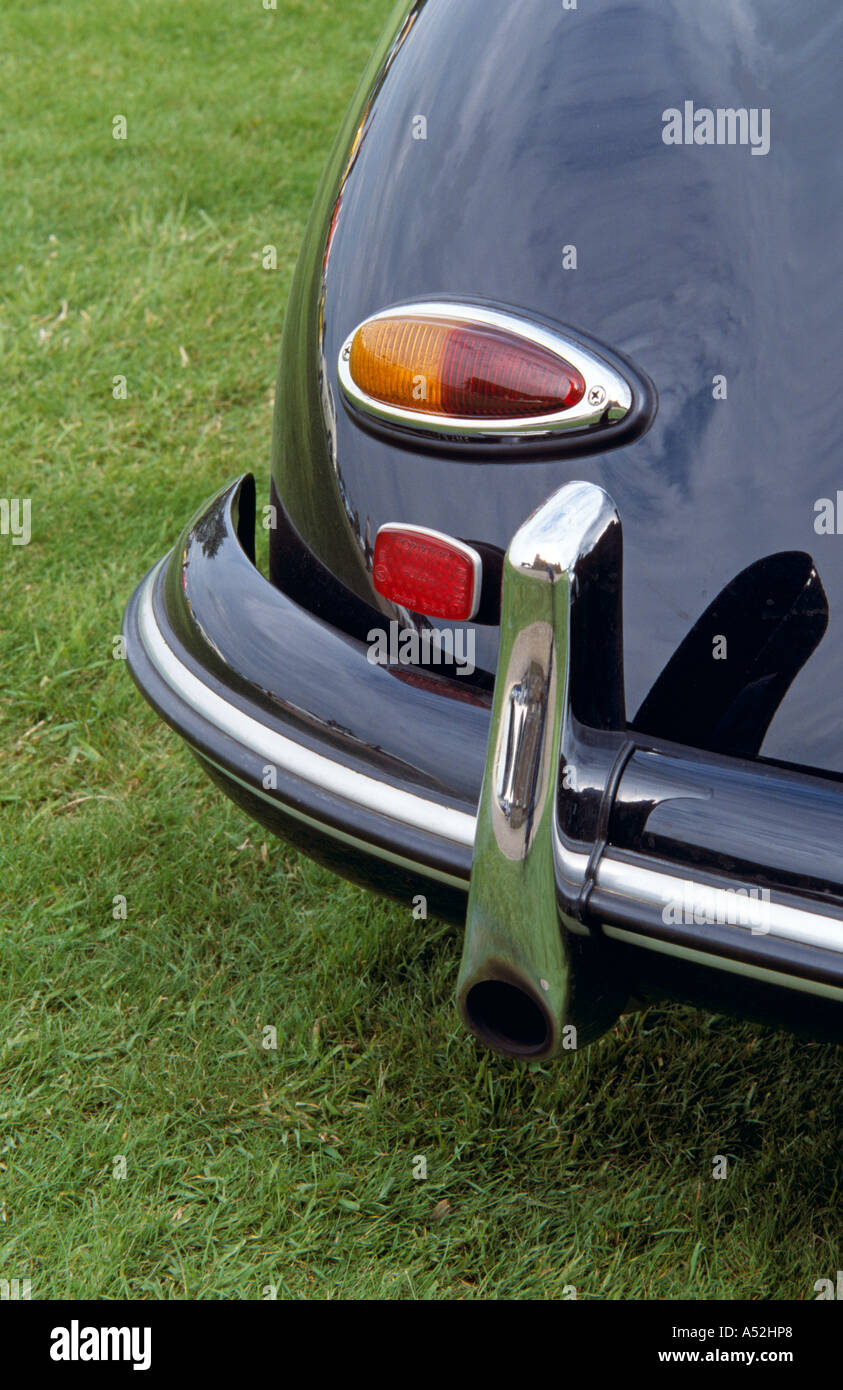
{"left": 373, "top": 525, "right": 482, "bottom": 622}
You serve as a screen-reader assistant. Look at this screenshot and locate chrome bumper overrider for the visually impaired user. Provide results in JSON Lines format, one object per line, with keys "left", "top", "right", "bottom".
{"left": 124, "top": 474, "right": 843, "bottom": 1056}
{"left": 458, "top": 481, "right": 843, "bottom": 1056}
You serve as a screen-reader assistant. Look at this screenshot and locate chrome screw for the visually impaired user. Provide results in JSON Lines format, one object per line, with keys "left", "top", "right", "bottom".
{"left": 587, "top": 385, "right": 606, "bottom": 407}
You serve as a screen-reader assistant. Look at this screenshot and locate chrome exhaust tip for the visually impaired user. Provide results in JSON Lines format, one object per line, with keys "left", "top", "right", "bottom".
{"left": 459, "top": 971, "right": 556, "bottom": 1059}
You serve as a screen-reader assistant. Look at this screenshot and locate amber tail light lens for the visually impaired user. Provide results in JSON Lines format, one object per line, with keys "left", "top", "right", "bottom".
{"left": 348, "top": 316, "right": 586, "bottom": 420}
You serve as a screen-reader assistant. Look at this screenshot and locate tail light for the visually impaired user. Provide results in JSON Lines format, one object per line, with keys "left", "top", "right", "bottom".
{"left": 349, "top": 316, "right": 585, "bottom": 419}
{"left": 338, "top": 301, "right": 636, "bottom": 445}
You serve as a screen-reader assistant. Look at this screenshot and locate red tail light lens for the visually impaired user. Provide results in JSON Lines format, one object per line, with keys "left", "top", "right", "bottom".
{"left": 373, "top": 525, "right": 482, "bottom": 621}
{"left": 348, "top": 315, "right": 585, "bottom": 420}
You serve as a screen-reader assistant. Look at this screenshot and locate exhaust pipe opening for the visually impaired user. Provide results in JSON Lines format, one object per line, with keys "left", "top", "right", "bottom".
{"left": 464, "top": 979, "right": 553, "bottom": 1057}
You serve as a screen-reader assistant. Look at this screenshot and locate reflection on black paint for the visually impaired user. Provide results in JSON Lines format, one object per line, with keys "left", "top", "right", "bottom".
{"left": 633, "top": 552, "right": 829, "bottom": 759}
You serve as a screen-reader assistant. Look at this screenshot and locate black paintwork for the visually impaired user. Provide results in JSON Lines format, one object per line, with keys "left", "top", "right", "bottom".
{"left": 271, "top": 0, "right": 843, "bottom": 775}
{"left": 613, "top": 746, "right": 843, "bottom": 911}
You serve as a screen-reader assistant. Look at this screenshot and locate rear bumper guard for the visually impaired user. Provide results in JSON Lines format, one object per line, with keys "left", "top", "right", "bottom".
{"left": 123, "top": 474, "right": 843, "bottom": 1051}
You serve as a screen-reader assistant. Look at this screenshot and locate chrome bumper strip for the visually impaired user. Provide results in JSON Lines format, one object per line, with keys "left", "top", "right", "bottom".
{"left": 597, "top": 858, "right": 843, "bottom": 957}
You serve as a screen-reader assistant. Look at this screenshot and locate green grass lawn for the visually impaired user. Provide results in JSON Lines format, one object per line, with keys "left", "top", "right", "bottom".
{"left": 0, "top": 0, "right": 839, "bottom": 1300}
